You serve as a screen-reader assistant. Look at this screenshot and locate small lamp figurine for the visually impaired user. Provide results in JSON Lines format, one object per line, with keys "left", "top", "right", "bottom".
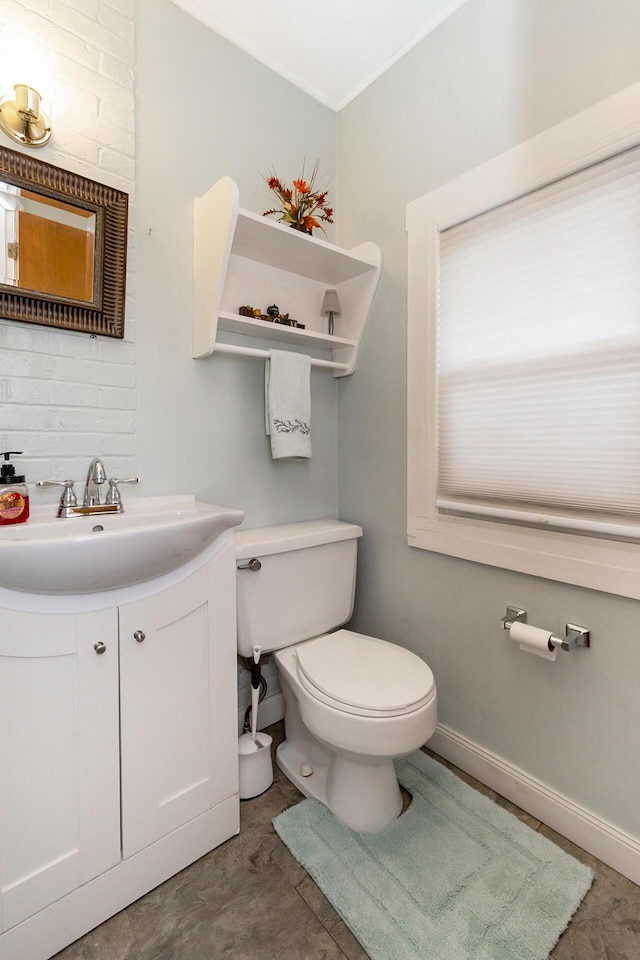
{"left": 321, "top": 289, "right": 341, "bottom": 336}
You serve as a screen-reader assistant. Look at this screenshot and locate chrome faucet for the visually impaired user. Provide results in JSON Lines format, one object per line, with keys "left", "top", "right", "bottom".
{"left": 84, "top": 457, "right": 106, "bottom": 506}
{"left": 37, "top": 460, "right": 140, "bottom": 518}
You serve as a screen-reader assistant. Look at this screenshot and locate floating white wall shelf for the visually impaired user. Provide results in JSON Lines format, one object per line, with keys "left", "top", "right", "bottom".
{"left": 193, "top": 177, "right": 382, "bottom": 377}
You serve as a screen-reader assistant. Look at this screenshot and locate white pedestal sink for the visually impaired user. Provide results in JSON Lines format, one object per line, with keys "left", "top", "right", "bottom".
{"left": 0, "top": 494, "right": 244, "bottom": 594}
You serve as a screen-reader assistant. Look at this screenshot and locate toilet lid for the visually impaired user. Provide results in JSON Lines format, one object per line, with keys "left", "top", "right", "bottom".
{"left": 295, "top": 630, "right": 435, "bottom": 717}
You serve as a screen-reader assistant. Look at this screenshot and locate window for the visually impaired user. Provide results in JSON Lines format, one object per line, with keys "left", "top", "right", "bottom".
{"left": 406, "top": 82, "right": 640, "bottom": 599}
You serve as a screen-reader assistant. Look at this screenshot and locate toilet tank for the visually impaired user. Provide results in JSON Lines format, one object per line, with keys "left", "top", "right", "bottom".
{"left": 235, "top": 520, "right": 363, "bottom": 658}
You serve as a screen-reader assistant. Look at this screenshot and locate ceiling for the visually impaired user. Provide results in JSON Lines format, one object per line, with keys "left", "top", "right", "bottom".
{"left": 170, "top": 0, "right": 470, "bottom": 111}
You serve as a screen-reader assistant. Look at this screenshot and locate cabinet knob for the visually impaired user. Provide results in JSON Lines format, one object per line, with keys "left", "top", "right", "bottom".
{"left": 133, "top": 630, "right": 146, "bottom": 643}
{"left": 94, "top": 641, "right": 107, "bottom": 655}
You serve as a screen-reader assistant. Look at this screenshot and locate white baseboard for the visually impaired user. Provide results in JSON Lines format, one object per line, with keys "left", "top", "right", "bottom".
{"left": 429, "top": 723, "right": 640, "bottom": 887}
{"left": 237, "top": 692, "right": 285, "bottom": 736}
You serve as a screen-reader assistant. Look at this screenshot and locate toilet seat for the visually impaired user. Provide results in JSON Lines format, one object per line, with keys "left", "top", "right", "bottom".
{"left": 295, "top": 629, "right": 435, "bottom": 718}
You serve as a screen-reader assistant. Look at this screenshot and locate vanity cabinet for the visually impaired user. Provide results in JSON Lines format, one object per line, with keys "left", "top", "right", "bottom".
{"left": 119, "top": 560, "right": 237, "bottom": 858}
{"left": 0, "top": 609, "right": 120, "bottom": 932}
{"left": 0, "top": 534, "right": 239, "bottom": 960}
{"left": 193, "top": 176, "right": 382, "bottom": 376}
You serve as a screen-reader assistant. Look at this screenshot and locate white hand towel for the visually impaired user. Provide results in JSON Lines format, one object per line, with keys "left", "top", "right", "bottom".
{"left": 265, "top": 350, "right": 312, "bottom": 460}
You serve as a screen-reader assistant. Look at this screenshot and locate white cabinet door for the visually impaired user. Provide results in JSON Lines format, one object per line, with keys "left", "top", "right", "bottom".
{"left": 119, "top": 541, "right": 238, "bottom": 858}
{"left": 0, "top": 608, "right": 120, "bottom": 932}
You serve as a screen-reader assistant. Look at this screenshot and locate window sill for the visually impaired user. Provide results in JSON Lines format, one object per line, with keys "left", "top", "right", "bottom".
{"left": 409, "top": 511, "right": 640, "bottom": 599}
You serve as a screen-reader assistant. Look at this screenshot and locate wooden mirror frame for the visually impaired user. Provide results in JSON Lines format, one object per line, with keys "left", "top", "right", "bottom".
{"left": 0, "top": 146, "right": 128, "bottom": 338}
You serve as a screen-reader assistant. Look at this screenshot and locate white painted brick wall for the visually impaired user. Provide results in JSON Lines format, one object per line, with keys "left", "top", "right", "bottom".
{"left": 0, "top": 0, "right": 136, "bottom": 499}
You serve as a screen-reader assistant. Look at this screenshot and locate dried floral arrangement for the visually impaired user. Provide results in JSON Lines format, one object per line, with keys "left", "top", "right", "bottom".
{"left": 262, "top": 162, "right": 334, "bottom": 236}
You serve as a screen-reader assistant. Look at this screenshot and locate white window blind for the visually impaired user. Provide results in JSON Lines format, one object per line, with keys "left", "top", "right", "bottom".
{"left": 436, "top": 145, "right": 640, "bottom": 539}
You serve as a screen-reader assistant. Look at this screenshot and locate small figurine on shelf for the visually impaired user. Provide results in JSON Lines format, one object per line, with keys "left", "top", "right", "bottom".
{"left": 237, "top": 302, "right": 304, "bottom": 329}
{"left": 321, "top": 289, "right": 341, "bottom": 336}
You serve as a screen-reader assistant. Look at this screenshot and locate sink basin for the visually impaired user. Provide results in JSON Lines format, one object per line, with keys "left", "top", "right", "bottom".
{"left": 0, "top": 495, "right": 244, "bottom": 595}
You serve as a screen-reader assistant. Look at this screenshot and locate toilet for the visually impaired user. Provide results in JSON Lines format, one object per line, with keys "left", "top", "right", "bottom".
{"left": 235, "top": 519, "right": 437, "bottom": 833}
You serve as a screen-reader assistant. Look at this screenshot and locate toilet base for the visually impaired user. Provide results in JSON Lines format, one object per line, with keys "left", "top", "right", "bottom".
{"left": 277, "top": 737, "right": 403, "bottom": 833}
{"left": 276, "top": 738, "right": 330, "bottom": 803}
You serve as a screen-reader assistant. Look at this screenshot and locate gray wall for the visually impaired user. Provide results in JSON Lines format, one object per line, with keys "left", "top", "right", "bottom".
{"left": 336, "top": 0, "right": 640, "bottom": 837}
{"left": 135, "top": 0, "right": 338, "bottom": 528}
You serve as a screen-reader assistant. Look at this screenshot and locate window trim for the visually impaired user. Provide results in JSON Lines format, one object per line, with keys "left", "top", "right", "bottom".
{"left": 406, "top": 82, "right": 640, "bottom": 600}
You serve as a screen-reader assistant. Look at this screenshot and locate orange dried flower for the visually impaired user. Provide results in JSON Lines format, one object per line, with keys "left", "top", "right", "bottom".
{"left": 262, "top": 161, "right": 333, "bottom": 235}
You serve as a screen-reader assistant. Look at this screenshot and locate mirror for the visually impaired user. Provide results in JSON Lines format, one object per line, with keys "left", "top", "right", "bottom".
{"left": 0, "top": 145, "right": 128, "bottom": 338}
{"left": 0, "top": 183, "right": 97, "bottom": 302}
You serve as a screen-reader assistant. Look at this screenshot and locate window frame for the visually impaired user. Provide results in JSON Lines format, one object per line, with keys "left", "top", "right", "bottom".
{"left": 406, "top": 82, "right": 640, "bottom": 600}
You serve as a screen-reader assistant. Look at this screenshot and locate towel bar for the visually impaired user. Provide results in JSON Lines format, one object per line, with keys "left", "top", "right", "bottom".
{"left": 214, "top": 341, "right": 349, "bottom": 372}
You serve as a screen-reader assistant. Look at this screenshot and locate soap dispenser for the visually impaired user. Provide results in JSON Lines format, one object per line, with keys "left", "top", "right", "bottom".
{"left": 0, "top": 452, "right": 30, "bottom": 525}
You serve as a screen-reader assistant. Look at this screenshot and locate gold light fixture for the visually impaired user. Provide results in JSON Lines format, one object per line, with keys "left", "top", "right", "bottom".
{"left": 0, "top": 84, "right": 51, "bottom": 148}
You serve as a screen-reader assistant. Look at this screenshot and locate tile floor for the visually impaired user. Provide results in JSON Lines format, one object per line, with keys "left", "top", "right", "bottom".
{"left": 54, "top": 722, "right": 640, "bottom": 960}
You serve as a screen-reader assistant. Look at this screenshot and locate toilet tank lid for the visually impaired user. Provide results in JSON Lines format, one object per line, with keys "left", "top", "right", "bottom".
{"left": 235, "top": 519, "right": 363, "bottom": 559}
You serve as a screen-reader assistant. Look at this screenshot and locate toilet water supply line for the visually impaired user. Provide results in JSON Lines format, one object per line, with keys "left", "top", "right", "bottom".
{"left": 242, "top": 650, "right": 267, "bottom": 734}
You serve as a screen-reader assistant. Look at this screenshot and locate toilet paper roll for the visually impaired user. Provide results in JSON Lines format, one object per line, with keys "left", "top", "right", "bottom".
{"left": 509, "top": 621, "right": 557, "bottom": 661}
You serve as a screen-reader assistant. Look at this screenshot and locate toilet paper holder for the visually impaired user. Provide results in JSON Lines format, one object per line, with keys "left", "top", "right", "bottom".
{"left": 500, "top": 607, "right": 590, "bottom": 651}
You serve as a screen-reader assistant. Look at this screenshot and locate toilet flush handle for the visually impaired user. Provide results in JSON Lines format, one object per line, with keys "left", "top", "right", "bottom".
{"left": 237, "top": 558, "right": 262, "bottom": 572}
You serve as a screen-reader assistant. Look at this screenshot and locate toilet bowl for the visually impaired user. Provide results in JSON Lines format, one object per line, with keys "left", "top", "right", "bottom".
{"left": 235, "top": 520, "right": 437, "bottom": 832}
{"left": 275, "top": 631, "right": 436, "bottom": 831}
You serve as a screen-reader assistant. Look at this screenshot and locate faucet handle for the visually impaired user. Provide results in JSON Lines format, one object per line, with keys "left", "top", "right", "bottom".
{"left": 36, "top": 480, "right": 78, "bottom": 507}
{"left": 105, "top": 477, "right": 139, "bottom": 510}
{"left": 36, "top": 479, "right": 78, "bottom": 515}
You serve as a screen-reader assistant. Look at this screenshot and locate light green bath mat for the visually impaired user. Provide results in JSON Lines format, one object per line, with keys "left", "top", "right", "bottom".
{"left": 273, "top": 751, "right": 593, "bottom": 960}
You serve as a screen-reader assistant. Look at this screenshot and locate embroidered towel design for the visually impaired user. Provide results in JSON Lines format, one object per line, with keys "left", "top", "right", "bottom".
{"left": 273, "top": 418, "right": 310, "bottom": 435}
{"left": 265, "top": 350, "right": 312, "bottom": 459}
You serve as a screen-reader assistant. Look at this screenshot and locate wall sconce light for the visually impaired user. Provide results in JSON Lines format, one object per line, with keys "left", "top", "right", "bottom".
{"left": 321, "top": 288, "right": 341, "bottom": 336}
{"left": 0, "top": 84, "right": 51, "bottom": 148}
